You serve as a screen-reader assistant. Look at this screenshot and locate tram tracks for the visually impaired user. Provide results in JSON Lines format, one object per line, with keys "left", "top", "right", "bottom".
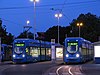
{"left": 43, "top": 65, "right": 84, "bottom": 75}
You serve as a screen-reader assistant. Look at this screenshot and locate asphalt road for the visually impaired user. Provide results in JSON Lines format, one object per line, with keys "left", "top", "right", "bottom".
{"left": 0, "top": 61, "right": 58, "bottom": 75}
{"left": 43, "top": 61, "right": 100, "bottom": 75}
{"left": 0, "top": 60, "right": 100, "bottom": 75}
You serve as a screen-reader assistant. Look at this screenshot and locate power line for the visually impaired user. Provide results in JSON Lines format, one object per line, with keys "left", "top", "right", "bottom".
{"left": 0, "top": 1, "right": 99, "bottom": 10}
{"left": 0, "top": 0, "right": 99, "bottom": 27}
{"left": 61, "top": 0, "right": 67, "bottom": 10}
{"left": 62, "top": 13, "right": 71, "bottom": 21}
{"left": 1, "top": 18, "right": 23, "bottom": 26}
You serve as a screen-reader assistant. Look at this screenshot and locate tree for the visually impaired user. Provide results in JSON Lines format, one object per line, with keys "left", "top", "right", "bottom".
{"left": 70, "top": 13, "right": 100, "bottom": 42}
{"left": 44, "top": 13, "right": 100, "bottom": 44}
{"left": 0, "top": 19, "right": 14, "bottom": 44}
{"left": 16, "top": 13, "right": 100, "bottom": 44}
{"left": 45, "top": 26, "right": 72, "bottom": 44}
{"left": 17, "top": 31, "right": 34, "bottom": 39}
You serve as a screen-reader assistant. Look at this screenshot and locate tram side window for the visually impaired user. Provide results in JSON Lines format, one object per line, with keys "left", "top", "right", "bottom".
{"left": 89, "top": 44, "right": 92, "bottom": 57}
{"left": 46, "top": 48, "right": 51, "bottom": 56}
{"left": 26, "top": 48, "right": 30, "bottom": 55}
{"left": 86, "top": 43, "right": 89, "bottom": 55}
{"left": 30, "top": 47, "right": 39, "bottom": 57}
{"left": 41, "top": 48, "right": 45, "bottom": 55}
{"left": 81, "top": 43, "right": 87, "bottom": 56}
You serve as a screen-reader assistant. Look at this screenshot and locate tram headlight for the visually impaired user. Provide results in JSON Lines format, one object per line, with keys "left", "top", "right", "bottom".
{"left": 13, "top": 54, "right": 16, "bottom": 58}
{"left": 66, "top": 54, "right": 69, "bottom": 57}
{"left": 22, "top": 54, "right": 25, "bottom": 57}
{"left": 76, "top": 54, "right": 80, "bottom": 57}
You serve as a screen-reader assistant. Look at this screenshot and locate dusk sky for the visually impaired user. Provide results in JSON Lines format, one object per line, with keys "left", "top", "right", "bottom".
{"left": 0, "top": 0, "right": 100, "bottom": 36}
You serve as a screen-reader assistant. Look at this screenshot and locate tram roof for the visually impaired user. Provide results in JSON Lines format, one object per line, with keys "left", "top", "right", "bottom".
{"left": 65, "top": 37, "right": 91, "bottom": 43}
{"left": 14, "top": 38, "right": 40, "bottom": 43}
{"left": 14, "top": 38, "right": 52, "bottom": 45}
{"left": 93, "top": 41, "right": 100, "bottom": 45}
{"left": 2, "top": 44, "right": 7, "bottom": 46}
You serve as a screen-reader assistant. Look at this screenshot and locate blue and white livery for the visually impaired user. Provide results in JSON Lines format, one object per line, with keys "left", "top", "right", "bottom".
{"left": 64, "top": 37, "right": 93, "bottom": 63}
{"left": 12, "top": 39, "right": 51, "bottom": 63}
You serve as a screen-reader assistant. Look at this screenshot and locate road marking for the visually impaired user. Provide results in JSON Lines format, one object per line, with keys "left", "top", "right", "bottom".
{"left": 68, "top": 67, "right": 74, "bottom": 75}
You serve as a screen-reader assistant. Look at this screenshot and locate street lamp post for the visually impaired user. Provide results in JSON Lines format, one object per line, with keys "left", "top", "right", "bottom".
{"left": 24, "top": 20, "right": 32, "bottom": 38}
{"left": 26, "top": 20, "right": 30, "bottom": 38}
{"left": 77, "top": 23, "right": 83, "bottom": 37}
{"left": 30, "top": 0, "right": 39, "bottom": 40}
{"left": 55, "top": 13, "right": 62, "bottom": 44}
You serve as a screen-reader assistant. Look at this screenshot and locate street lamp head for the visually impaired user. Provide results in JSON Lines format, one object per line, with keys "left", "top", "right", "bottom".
{"left": 80, "top": 23, "right": 83, "bottom": 26}
{"left": 77, "top": 23, "right": 83, "bottom": 26}
{"left": 77, "top": 23, "right": 80, "bottom": 26}
{"left": 30, "top": 0, "right": 34, "bottom": 2}
{"left": 59, "top": 13, "right": 62, "bottom": 17}
{"left": 27, "top": 20, "right": 30, "bottom": 25}
{"left": 55, "top": 13, "right": 62, "bottom": 18}
{"left": 55, "top": 14, "right": 58, "bottom": 17}
{"left": 30, "top": 0, "right": 39, "bottom": 2}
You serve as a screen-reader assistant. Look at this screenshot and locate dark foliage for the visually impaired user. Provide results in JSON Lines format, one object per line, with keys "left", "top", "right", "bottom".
{"left": 70, "top": 13, "right": 100, "bottom": 42}
{"left": 45, "top": 13, "right": 100, "bottom": 44}
{"left": 17, "top": 13, "right": 100, "bottom": 44}
{"left": 17, "top": 31, "right": 34, "bottom": 39}
{"left": 0, "top": 19, "right": 14, "bottom": 44}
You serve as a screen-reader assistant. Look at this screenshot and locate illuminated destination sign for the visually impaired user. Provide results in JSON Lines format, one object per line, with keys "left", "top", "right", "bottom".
{"left": 15, "top": 43, "right": 25, "bottom": 46}
{"left": 68, "top": 42, "right": 78, "bottom": 46}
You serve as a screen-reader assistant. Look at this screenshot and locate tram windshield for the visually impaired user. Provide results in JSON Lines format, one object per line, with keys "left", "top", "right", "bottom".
{"left": 67, "top": 42, "right": 78, "bottom": 53}
{"left": 14, "top": 47, "right": 24, "bottom": 54}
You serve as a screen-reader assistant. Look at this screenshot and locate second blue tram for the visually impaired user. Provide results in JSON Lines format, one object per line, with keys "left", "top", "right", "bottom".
{"left": 64, "top": 37, "right": 93, "bottom": 63}
{"left": 12, "top": 39, "right": 51, "bottom": 63}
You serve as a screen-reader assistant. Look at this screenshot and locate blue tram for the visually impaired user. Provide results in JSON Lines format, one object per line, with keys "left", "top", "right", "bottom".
{"left": 1, "top": 44, "right": 12, "bottom": 61}
{"left": 12, "top": 39, "right": 51, "bottom": 63}
{"left": 63, "top": 37, "right": 93, "bottom": 63}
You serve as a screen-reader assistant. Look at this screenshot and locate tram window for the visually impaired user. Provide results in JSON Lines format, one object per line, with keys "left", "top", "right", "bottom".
{"left": 30, "top": 47, "right": 39, "bottom": 57}
{"left": 26, "top": 48, "right": 30, "bottom": 55}
{"left": 81, "top": 48, "right": 87, "bottom": 56}
{"left": 46, "top": 48, "right": 51, "bottom": 56}
{"left": 38, "top": 48, "right": 40, "bottom": 55}
{"left": 82, "top": 43, "right": 86, "bottom": 48}
{"left": 41, "top": 48, "right": 45, "bottom": 55}
{"left": 67, "top": 42, "right": 78, "bottom": 53}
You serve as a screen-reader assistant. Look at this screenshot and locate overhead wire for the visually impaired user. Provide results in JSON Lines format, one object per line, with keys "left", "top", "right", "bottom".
{"left": 60, "top": 0, "right": 72, "bottom": 22}
{"left": 1, "top": 18, "right": 23, "bottom": 26}
{"left": 0, "top": 0, "right": 99, "bottom": 26}
{"left": 0, "top": 1, "right": 99, "bottom": 10}
{"left": 61, "top": 0, "right": 67, "bottom": 11}
{"left": 60, "top": 0, "right": 100, "bottom": 21}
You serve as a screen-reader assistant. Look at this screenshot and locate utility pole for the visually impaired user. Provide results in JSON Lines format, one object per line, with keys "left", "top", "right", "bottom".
{"left": 51, "top": 8, "right": 62, "bottom": 44}
{"left": 24, "top": 21, "right": 32, "bottom": 38}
